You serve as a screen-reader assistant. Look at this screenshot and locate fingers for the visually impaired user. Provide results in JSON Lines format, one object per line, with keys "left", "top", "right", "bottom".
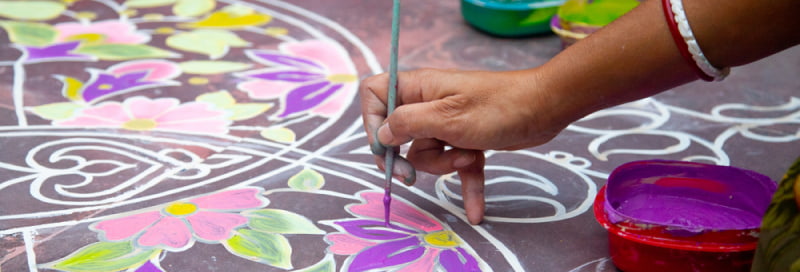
{"left": 406, "top": 138, "right": 476, "bottom": 175}
{"left": 361, "top": 69, "right": 467, "bottom": 148}
{"left": 406, "top": 139, "right": 485, "bottom": 225}
{"left": 458, "top": 151, "right": 486, "bottom": 225}
{"left": 374, "top": 151, "right": 417, "bottom": 186}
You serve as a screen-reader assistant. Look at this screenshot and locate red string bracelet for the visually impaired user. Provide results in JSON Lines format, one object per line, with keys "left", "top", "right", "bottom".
{"left": 661, "top": 0, "right": 714, "bottom": 81}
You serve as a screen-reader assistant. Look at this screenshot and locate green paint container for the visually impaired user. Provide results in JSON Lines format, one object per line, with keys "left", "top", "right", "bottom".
{"left": 461, "top": 0, "right": 565, "bottom": 37}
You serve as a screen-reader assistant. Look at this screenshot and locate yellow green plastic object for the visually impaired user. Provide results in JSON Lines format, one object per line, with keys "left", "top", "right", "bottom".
{"left": 558, "top": 0, "right": 639, "bottom": 27}
{"left": 461, "top": 0, "right": 565, "bottom": 37}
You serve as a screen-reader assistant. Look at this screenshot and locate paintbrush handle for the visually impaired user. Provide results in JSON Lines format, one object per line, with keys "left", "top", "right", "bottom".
{"left": 383, "top": 0, "right": 401, "bottom": 226}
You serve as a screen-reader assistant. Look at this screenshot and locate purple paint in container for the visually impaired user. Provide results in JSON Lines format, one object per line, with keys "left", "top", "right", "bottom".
{"left": 597, "top": 160, "right": 777, "bottom": 272}
{"left": 605, "top": 160, "right": 775, "bottom": 233}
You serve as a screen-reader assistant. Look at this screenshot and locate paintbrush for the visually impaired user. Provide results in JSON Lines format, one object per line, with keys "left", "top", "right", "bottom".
{"left": 382, "top": 0, "right": 401, "bottom": 227}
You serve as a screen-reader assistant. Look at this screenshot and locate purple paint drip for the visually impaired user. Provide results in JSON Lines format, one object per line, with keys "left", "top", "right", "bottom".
{"left": 605, "top": 160, "right": 776, "bottom": 232}
{"left": 383, "top": 190, "right": 392, "bottom": 226}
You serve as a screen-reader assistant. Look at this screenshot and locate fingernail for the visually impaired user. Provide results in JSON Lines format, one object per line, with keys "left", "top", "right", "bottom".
{"left": 370, "top": 127, "right": 387, "bottom": 155}
{"left": 468, "top": 215, "right": 483, "bottom": 225}
{"left": 453, "top": 151, "right": 476, "bottom": 168}
{"left": 402, "top": 170, "right": 416, "bottom": 186}
{"left": 377, "top": 123, "right": 394, "bottom": 145}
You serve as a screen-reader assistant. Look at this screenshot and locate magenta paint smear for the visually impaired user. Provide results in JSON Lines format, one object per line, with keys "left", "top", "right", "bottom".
{"left": 605, "top": 160, "right": 776, "bottom": 232}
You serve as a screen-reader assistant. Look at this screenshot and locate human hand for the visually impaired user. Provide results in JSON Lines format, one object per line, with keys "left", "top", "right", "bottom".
{"left": 360, "top": 68, "right": 569, "bottom": 225}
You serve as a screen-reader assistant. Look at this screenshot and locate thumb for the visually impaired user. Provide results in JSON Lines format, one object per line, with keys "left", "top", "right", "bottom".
{"left": 377, "top": 99, "right": 461, "bottom": 146}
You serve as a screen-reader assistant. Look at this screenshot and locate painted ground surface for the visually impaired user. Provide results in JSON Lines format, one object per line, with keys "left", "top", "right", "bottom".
{"left": 1, "top": 0, "right": 799, "bottom": 271}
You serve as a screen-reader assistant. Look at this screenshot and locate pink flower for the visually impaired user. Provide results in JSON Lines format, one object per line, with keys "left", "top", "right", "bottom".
{"left": 324, "top": 192, "right": 483, "bottom": 271}
{"left": 54, "top": 20, "right": 150, "bottom": 44}
{"left": 55, "top": 96, "right": 231, "bottom": 134}
{"left": 92, "top": 188, "right": 269, "bottom": 251}
{"left": 237, "top": 39, "right": 358, "bottom": 118}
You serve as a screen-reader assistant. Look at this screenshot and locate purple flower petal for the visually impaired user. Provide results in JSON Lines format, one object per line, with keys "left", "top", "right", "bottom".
{"left": 348, "top": 236, "right": 425, "bottom": 272}
{"left": 250, "top": 51, "right": 324, "bottom": 70}
{"left": 135, "top": 259, "right": 165, "bottom": 272}
{"left": 247, "top": 70, "right": 324, "bottom": 83}
{"left": 23, "top": 41, "right": 92, "bottom": 63}
{"left": 82, "top": 71, "right": 151, "bottom": 102}
{"left": 335, "top": 219, "right": 412, "bottom": 240}
{"left": 279, "top": 82, "right": 342, "bottom": 117}
{"left": 439, "top": 247, "right": 481, "bottom": 272}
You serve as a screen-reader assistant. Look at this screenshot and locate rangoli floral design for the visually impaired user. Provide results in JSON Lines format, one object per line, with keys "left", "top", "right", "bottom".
{"left": 44, "top": 186, "right": 325, "bottom": 271}
{"left": 324, "top": 192, "right": 486, "bottom": 271}
{"left": 56, "top": 96, "right": 232, "bottom": 134}
{"left": 238, "top": 39, "right": 359, "bottom": 118}
{"left": 1, "top": 0, "right": 798, "bottom": 271}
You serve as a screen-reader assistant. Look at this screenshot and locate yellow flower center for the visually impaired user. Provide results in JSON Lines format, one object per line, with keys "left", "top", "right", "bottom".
{"left": 154, "top": 27, "right": 175, "bottom": 34}
{"left": 122, "top": 118, "right": 157, "bottom": 131}
{"left": 98, "top": 83, "right": 113, "bottom": 90}
{"left": 65, "top": 33, "right": 106, "bottom": 43}
{"left": 188, "top": 77, "right": 209, "bottom": 85}
{"left": 164, "top": 202, "right": 198, "bottom": 216}
{"left": 423, "top": 230, "right": 461, "bottom": 248}
{"left": 326, "top": 74, "right": 357, "bottom": 83}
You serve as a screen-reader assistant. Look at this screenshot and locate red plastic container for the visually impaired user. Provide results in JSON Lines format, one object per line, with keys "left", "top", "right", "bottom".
{"left": 594, "top": 160, "right": 777, "bottom": 272}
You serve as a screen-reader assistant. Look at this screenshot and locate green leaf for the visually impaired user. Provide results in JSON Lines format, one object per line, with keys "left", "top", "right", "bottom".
{"left": 295, "top": 256, "right": 336, "bottom": 272}
{"left": 223, "top": 229, "right": 293, "bottom": 269}
{"left": 174, "top": 0, "right": 216, "bottom": 17}
{"left": 260, "top": 127, "right": 296, "bottom": 143}
{"left": 0, "top": 21, "right": 57, "bottom": 46}
{"left": 287, "top": 168, "right": 324, "bottom": 191}
{"left": 196, "top": 90, "right": 271, "bottom": 120}
{"left": 227, "top": 103, "right": 272, "bottom": 121}
{"left": 74, "top": 44, "right": 177, "bottom": 61}
{"left": 196, "top": 90, "right": 237, "bottom": 108}
{"left": 0, "top": 1, "right": 66, "bottom": 21}
{"left": 246, "top": 209, "right": 324, "bottom": 235}
{"left": 46, "top": 241, "right": 158, "bottom": 272}
{"left": 30, "top": 102, "right": 84, "bottom": 121}
{"left": 179, "top": 60, "right": 252, "bottom": 75}
{"left": 123, "top": 0, "right": 177, "bottom": 8}
{"left": 558, "top": 0, "right": 639, "bottom": 26}
{"left": 166, "top": 29, "right": 250, "bottom": 59}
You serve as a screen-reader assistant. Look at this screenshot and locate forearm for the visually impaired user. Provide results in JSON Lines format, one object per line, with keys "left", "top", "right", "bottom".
{"left": 533, "top": 0, "right": 800, "bottom": 124}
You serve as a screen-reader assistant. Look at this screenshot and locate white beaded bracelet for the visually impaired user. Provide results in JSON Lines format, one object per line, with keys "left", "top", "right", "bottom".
{"left": 669, "top": 0, "right": 730, "bottom": 81}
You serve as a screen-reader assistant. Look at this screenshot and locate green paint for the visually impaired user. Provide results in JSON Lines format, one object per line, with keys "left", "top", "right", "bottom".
{"left": 287, "top": 168, "right": 325, "bottom": 191}
{"left": 0, "top": 21, "right": 57, "bottom": 46}
{"left": 123, "top": 0, "right": 177, "bottom": 8}
{"left": 0, "top": 1, "right": 66, "bottom": 21}
{"left": 260, "top": 127, "right": 296, "bottom": 143}
{"left": 166, "top": 30, "right": 250, "bottom": 59}
{"left": 196, "top": 90, "right": 271, "bottom": 120}
{"left": 47, "top": 241, "right": 158, "bottom": 272}
{"left": 74, "top": 44, "right": 177, "bottom": 60}
{"left": 518, "top": 7, "right": 559, "bottom": 26}
{"left": 246, "top": 208, "right": 325, "bottom": 234}
{"left": 197, "top": 91, "right": 236, "bottom": 108}
{"left": 31, "top": 102, "right": 83, "bottom": 121}
{"left": 174, "top": 0, "right": 216, "bottom": 17}
{"left": 226, "top": 103, "right": 272, "bottom": 120}
{"left": 558, "top": 0, "right": 639, "bottom": 26}
{"left": 179, "top": 60, "right": 252, "bottom": 74}
{"left": 223, "top": 229, "right": 293, "bottom": 269}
